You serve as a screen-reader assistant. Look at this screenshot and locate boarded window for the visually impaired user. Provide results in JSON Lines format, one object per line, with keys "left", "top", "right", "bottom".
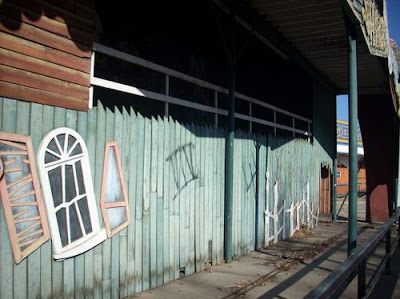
{"left": 0, "top": 131, "right": 49, "bottom": 264}
{"left": 38, "top": 128, "right": 106, "bottom": 259}
{"left": 100, "top": 141, "right": 130, "bottom": 237}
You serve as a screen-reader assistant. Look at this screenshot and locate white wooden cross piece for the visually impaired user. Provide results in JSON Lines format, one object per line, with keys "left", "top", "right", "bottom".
{"left": 264, "top": 172, "right": 285, "bottom": 246}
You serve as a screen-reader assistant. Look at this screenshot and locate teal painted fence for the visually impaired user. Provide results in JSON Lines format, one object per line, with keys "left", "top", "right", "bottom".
{"left": 0, "top": 97, "right": 332, "bottom": 298}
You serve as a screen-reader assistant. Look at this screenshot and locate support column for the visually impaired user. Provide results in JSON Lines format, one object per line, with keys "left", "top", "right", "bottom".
{"left": 224, "top": 6, "right": 236, "bottom": 264}
{"left": 348, "top": 33, "right": 358, "bottom": 256}
{"left": 332, "top": 158, "right": 338, "bottom": 221}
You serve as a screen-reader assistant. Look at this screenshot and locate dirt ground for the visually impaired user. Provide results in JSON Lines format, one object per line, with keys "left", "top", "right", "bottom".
{"left": 336, "top": 194, "right": 367, "bottom": 222}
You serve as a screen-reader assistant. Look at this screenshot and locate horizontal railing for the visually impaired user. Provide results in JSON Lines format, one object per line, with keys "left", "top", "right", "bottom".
{"left": 91, "top": 43, "right": 312, "bottom": 137}
{"left": 306, "top": 207, "right": 400, "bottom": 299}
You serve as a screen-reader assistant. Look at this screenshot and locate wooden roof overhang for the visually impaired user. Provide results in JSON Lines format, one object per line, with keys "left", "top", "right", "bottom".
{"left": 215, "top": 0, "right": 392, "bottom": 95}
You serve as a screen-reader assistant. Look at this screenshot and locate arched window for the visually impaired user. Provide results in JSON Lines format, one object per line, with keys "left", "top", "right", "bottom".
{"left": 38, "top": 128, "right": 106, "bottom": 259}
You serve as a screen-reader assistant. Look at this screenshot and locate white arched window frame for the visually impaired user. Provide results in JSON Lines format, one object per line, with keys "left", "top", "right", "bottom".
{"left": 38, "top": 127, "right": 106, "bottom": 259}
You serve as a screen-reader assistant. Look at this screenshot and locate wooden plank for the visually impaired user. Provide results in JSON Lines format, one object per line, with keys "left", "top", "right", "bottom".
{"left": 0, "top": 99, "right": 17, "bottom": 299}
{"left": 134, "top": 113, "right": 145, "bottom": 294}
{"left": 168, "top": 117, "right": 176, "bottom": 280}
{"left": 215, "top": 128, "right": 221, "bottom": 263}
{"left": 150, "top": 192, "right": 157, "bottom": 288}
{"left": 156, "top": 116, "right": 164, "bottom": 286}
{"left": 149, "top": 117, "right": 157, "bottom": 286}
{"left": 203, "top": 126, "right": 210, "bottom": 262}
{"left": 40, "top": 104, "right": 54, "bottom": 299}
{"left": 74, "top": 111, "right": 87, "bottom": 299}
{"left": 174, "top": 120, "right": 180, "bottom": 280}
{"left": 0, "top": 81, "right": 87, "bottom": 111}
{"left": 13, "top": 101, "right": 29, "bottom": 299}
{"left": 162, "top": 117, "right": 170, "bottom": 283}
{"left": 219, "top": 128, "right": 224, "bottom": 260}
{"left": 0, "top": 15, "right": 91, "bottom": 57}
{"left": 0, "top": 48, "right": 89, "bottom": 86}
{"left": 111, "top": 109, "right": 123, "bottom": 299}
{"left": 102, "top": 107, "right": 114, "bottom": 299}
{"left": 0, "top": 33, "right": 90, "bottom": 73}
{"left": 27, "top": 103, "right": 44, "bottom": 299}
{"left": 126, "top": 108, "right": 137, "bottom": 296}
{"left": 120, "top": 107, "right": 130, "bottom": 298}
{"left": 199, "top": 126, "right": 205, "bottom": 270}
{"left": 180, "top": 124, "right": 188, "bottom": 274}
{"left": 93, "top": 102, "right": 105, "bottom": 299}
{"left": 1, "top": 2, "right": 94, "bottom": 47}
{"left": 142, "top": 117, "right": 151, "bottom": 291}
{"left": 211, "top": 127, "right": 217, "bottom": 265}
{"left": 64, "top": 109, "right": 78, "bottom": 299}
{"left": 0, "top": 64, "right": 89, "bottom": 100}
{"left": 52, "top": 106, "right": 66, "bottom": 298}
{"left": 84, "top": 106, "right": 97, "bottom": 299}
{"left": 188, "top": 124, "right": 196, "bottom": 274}
{"left": 193, "top": 124, "right": 199, "bottom": 272}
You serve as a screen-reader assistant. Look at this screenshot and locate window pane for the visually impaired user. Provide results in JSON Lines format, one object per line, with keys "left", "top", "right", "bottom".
{"left": 106, "top": 207, "right": 126, "bottom": 230}
{"left": 105, "top": 148, "right": 123, "bottom": 203}
{"left": 69, "top": 204, "right": 83, "bottom": 243}
{"left": 77, "top": 197, "right": 92, "bottom": 234}
{"left": 49, "top": 167, "right": 63, "bottom": 208}
{"left": 65, "top": 164, "right": 77, "bottom": 202}
{"left": 56, "top": 209, "right": 68, "bottom": 247}
{"left": 75, "top": 161, "right": 86, "bottom": 195}
{"left": 57, "top": 134, "right": 66, "bottom": 151}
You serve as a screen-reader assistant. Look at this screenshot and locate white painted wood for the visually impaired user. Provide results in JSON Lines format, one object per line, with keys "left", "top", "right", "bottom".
{"left": 38, "top": 127, "right": 106, "bottom": 260}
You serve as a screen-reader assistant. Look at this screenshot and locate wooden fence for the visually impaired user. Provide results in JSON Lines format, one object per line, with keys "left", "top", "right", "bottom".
{"left": 0, "top": 97, "right": 331, "bottom": 298}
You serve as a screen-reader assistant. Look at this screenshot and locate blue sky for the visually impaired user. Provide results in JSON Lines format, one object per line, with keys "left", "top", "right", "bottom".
{"left": 337, "top": 0, "right": 399, "bottom": 122}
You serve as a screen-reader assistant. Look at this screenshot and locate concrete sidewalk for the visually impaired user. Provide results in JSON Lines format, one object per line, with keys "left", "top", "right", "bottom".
{"left": 128, "top": 221, "right": 398, "bottom": 298}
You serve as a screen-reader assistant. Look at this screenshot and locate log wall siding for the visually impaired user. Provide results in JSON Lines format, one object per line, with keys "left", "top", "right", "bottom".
{"left": 0, "top": 97, "right": 331, "bottom": 298}
{"left": 0, "top": 0, "right": 94, "bottom": 111}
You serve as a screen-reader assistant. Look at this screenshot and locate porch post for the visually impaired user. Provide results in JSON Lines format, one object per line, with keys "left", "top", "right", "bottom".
{"left": 348, "top": 33, "right": 358, "bottom": 256}
{"left": 224, "top": 5, "right": 236, "bottom": 264}
{"left": 332, "top": 158, "right": 338, "bottom": 220}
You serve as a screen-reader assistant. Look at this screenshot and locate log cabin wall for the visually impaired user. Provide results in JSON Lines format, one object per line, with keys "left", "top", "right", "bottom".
{"left": 0, "top": 0, "right": 95, "bottom": 111}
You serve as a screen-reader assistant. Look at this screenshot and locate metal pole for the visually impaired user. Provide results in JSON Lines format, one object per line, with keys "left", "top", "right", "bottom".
{"left": 333, "top": 158, "right": 338, "bottom": 220}
{"left": 348, "top": 33, "right": 358, "bottom": 256}
{"left": 224, "top": 6, "right": 236, "bottom": 264}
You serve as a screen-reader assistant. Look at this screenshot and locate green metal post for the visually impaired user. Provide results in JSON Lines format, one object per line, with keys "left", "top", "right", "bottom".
{"left": 224, "top": 6, "right": 236, "bottom": 264}
{"left": 348, "top": 33, "right": 358, "bottom": 256}
{"left": 332, "top": 158, "right": 338, "bottom": 221}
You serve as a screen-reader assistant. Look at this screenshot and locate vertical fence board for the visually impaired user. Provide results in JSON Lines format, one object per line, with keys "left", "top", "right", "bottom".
{"left": 156, "top": 116, "right": 164, "bottom": 286}
{"left": 84, "top": 107, "right": 97, "bottom": 299}
{"left": 74, "top": 111, "right": 87, "bottom": 299}
{"left": 174, "top": 121, "right": 180, "bottom": 279}
{"left": 102, "top": 107, "right": 114, "bottom": 299}
{"left": 27, "top": 104, "right": 43, "bottom": 298}
{"left": 110, "top": 108, "right": 123, "bottom": 299}
{"left": 119, "top": 107, "right": 130, "bottom": 298}
{"left": 51, "top": 106, "right": 66, "bottom": 298}
{"left": 93, "top": 102, "right": 106, "bottom": 299}
{"left": 63, "top": 109, "right": 77, "bottom": 299}
{"left": 126, "top": 108, "right": 137, "bottom": 295}
{"left": 142, "top": 117, "right": 151, "bottom": 291}
{"left": 12, "top": 101, "right": 29, "bottom": 299}
{"left": 40, "top": 104, "right": 54, "bottom": 299}
{"left": 162, "top": 117, "right": 170, "bottom": 283}
{"left": 150, "top": 118, "right": 157, "bottom": 288}
{"left": 134, "top": 113, "right": 145, "bottom": 294}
